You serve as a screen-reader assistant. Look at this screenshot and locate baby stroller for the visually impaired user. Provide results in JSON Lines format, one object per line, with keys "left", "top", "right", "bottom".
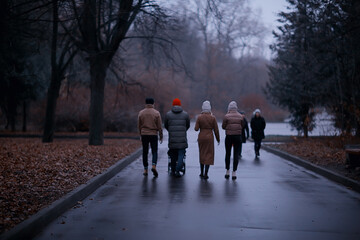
{"left": 167, "top": 149, "right": 186, "bottom": 175}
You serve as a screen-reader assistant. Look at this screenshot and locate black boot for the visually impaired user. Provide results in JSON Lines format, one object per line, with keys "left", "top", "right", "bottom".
{"left": 204, "top": 165, "right": 210, "bottom": 180}
{"left": 200, "top": 164, "right": 204, "bottom": 178}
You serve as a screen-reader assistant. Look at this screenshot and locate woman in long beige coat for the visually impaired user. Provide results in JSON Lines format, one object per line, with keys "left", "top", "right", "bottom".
{"left": 195, "top": 101, "right": 220, "bottom": 179}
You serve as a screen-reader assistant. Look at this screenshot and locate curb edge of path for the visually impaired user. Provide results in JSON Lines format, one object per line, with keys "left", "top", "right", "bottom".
{"left": 0, "top": 148, "right": 142, "bottom": 240}
{"left": 262, "top": 145, "right": 360, "bottom": 193}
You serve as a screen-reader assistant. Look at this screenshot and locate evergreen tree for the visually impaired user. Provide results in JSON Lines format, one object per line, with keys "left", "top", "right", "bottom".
{"left": 267, "top": 0, "right": 320, "bottom": 137}
{"left": 267, "top": 0, "right": 360, "bottom": 136}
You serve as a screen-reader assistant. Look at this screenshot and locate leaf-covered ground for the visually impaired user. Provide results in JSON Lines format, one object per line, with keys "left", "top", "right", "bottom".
{"left": 0, "top": 138, "right": 140, "bottom": 234}
{"left": 267, "top": 136, "right": 360, "bottom": 182}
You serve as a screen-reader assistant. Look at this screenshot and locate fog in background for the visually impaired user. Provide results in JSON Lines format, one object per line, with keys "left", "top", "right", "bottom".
{"left": 0, "top": 0, "right": 288, "bottom": 134}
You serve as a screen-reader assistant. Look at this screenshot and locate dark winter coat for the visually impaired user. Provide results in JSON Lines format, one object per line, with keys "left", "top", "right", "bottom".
{"left": 250, "top": 116, "right": 266, "bottom": 141}
{"left": 164, "top": 106, "right": 190, "bottom": 149}
{"left": 242, "top": 117, "right": 249, "bottom": 143}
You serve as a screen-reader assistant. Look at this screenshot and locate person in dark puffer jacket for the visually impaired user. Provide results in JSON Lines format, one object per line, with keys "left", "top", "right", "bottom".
{"left": 164, "top": 98, "right": 190, "bottom": 177}
{"left": 222, "top": 101, "right": 244, "bottom": 180}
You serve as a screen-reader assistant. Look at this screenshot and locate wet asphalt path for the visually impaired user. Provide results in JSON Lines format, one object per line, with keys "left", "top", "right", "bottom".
{"left": 34, "top": 127, "right": 360, "bottom": 240}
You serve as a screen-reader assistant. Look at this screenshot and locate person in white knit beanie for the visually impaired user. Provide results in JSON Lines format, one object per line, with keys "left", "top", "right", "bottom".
{"left": 227, "top": 101, "right": 238, "bottom": 112}
{"left": 195, "top": 100, "right": 220, "bottom": 179}
{"left": 202, "top": 100, "right": 211, "bottom": 113}
{"left": 222, "top": 101, "right": 244, "bottom": 180}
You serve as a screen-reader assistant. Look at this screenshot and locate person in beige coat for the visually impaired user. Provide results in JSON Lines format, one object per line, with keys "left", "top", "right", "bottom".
{"left": 138, "top": 98, "right": 163, "bottom": 177}
{"left": 195, "top": 101, "right": 220, "bottom": 179}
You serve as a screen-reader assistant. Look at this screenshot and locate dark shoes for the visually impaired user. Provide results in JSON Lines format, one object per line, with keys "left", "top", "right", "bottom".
{"left": 225, "top": 170, "right": 230, "bottom": 179}
{"left": 175, "top": 172, "right": 182, "bottom": 178}
{"left": 151, "top": 168, "right": 158, "bottom": 178}
{"left": 232, "top": 171, "right": 237, "bottom": 180}
{"left": 200, "top": 174, "right": 209, "bottom": 180}
{"left": 145, "top": 168, "right": 158, "bottom": 177}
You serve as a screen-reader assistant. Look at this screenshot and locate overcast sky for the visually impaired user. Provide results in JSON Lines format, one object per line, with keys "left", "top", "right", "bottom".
{"left": 249, "top": 0, "right": 288, "bottom": 58}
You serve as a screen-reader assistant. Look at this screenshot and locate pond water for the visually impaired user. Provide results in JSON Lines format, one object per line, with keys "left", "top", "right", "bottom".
{"left": 266, "top": 112, "right": 340, "bottom": 136}
{"left": 265, "top": 121, "right": 339, "bottom": 136}
{"left": 210, "top": 120, "right": 339, "bottom": 137}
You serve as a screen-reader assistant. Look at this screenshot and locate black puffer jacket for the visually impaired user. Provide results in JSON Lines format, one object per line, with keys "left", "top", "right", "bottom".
{"left": 164, "top": 106, "right": 190, "bottom": 149}
{"left": 250, "top": 116, "right": 266, "bottom": 141}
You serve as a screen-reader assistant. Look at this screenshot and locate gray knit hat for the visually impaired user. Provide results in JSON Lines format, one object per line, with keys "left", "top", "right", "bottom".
{"left": 228, "top": 101, "right": 238, "bottom": 111}
{"left": 202, "top": 100, "right": 211, "bottom": 113}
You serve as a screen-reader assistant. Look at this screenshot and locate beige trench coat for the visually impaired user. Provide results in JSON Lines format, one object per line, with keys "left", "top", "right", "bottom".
{"left": 194, "top": 113, "right": 220, "bottom": 165}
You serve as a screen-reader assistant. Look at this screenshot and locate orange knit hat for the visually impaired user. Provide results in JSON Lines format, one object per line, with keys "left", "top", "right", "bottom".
{"left": 172, "top": 98, "right": 181, "bottom": 106}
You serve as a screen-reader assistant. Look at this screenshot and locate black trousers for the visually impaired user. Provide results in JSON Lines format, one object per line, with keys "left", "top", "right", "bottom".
{"left": 225, "top": 135, "right": 241, "bottom": 171}
{"left": 141, "top": 135, "right": 158, "bottom": 169}
{"left": 254, "top": 139, "right": 262, "bottom": 153}
{"left": 239, "top": 136, "right": 243, "bottom": 155}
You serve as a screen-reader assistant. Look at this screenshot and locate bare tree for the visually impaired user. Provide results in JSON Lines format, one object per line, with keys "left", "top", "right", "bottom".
{"left": 186, "top": 0, "right": 265, "bottom": 101}
{"left": 0, "top": 0, "right": 46, "bottom": 132}
{"left": 0, "top": 0, "right": 79, "bottom": 140}
{"left": 43, "top": 0, "right": 78, "bottom": 142}
{"left": 59, "top": 0, "right": 172, "bottom": 145}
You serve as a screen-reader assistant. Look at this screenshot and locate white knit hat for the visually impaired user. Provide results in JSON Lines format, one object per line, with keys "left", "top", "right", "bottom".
{"left": 253, "top": 109, "right": 261, "bottom": 115}
{"left": 228, "top": 101, "right": 238, "bottom": 111}
{"left": 202, "top": 100, "right": 211, "bottom": 113}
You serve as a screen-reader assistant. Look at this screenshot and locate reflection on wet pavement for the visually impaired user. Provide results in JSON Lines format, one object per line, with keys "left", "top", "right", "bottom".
{"left": 34, "top": 128, "right": 360, "bottom": 240}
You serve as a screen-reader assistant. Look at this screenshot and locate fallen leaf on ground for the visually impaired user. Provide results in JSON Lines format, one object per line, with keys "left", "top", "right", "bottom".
{"left": 267, "top": 137, "right": 360, "bottom": 182}
{"left": 0, "top": 137, "right": 140, "bottom": 234}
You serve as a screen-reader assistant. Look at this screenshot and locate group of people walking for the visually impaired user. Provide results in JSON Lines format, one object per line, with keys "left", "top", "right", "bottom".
{"left": 137, "top": 98, "right": 266, "bottom": 179}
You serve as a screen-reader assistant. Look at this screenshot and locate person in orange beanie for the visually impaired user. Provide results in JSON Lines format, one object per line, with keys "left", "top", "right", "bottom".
{"left": 165, "top": 98, "right": 190, "bottom": 177}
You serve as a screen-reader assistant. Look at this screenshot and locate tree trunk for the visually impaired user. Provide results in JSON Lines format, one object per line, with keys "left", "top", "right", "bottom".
{"left": 22, "top": 100, "right": 27, "bottom": 132}
{"left": 43, "top": 0, "right": 59, "bottom": 143}
{"left": 303, "top": 113, "right": 310, "bottom": 138}
{"left": 356, "top": 121, "right": 360, "bottom": 137}
{"left": 10, "top": 113, "right": 16, "bottom": 132}
{"left": 88, "top": 56, "right": 108, "bottom": 145}
{"left": 7, "top": 96, "right": 16, "bottom": 132}
{"left": 303, "top": 125, "right": 308, "bottom": 138}
{"left": 42, "top": 74, "right": 61, "bottom": 142}
{"left": 5, "top": 108, "right": 9, "bottom": 129}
